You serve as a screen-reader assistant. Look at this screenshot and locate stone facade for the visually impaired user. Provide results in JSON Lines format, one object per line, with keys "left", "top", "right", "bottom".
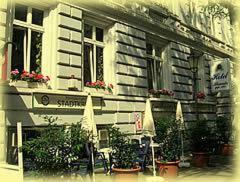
{"left": 0, "top": 0, "right": 236, "bottom": 163}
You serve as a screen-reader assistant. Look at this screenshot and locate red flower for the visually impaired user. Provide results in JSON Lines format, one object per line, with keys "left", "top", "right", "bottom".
{"left": 109, "top": 84, "right": 113, "bottom": 89}
{"left": 35, "top": 74, "right": 43, "bottom": 80}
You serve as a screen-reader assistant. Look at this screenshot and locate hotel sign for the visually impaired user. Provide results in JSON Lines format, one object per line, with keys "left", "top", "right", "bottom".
{"left": 210, "top": 59, "right": 230, "bottom": 93}
{"left": 32, "top": 93, "right": 102, "bottom": 110}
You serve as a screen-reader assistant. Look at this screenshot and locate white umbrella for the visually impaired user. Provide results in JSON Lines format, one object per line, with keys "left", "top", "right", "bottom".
{"left": 82, "top": 94, "right": 98, "bottom": 182}
{"left": 176, "top": 101, "right": 190, "bottom": 167}
{"left": 142, "top": 99, "right": 157, "bottom": 177}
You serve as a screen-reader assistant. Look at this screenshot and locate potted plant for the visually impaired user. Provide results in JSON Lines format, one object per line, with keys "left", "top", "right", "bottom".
{"left": 22, "top": 116, "right": 89, "bottom": 175}
{"left": 196, "top": 91, "right": 206, "bottom": 102}
{"left": 107, "top": 126, "right": 140, "bottom": 182}
{"left": 85, "top": 80, "right": 113, "bottom": 94}
{"left": 10, "top": 69, "right": 50, "bottom": 88}
{"left": 148, "top": 89, "right": 174, "bottom": 98}
{"left": 188, "top": 120, "right": 214, "bottom": 167}
{"left": 215, "top": 116, "right": 234, "bottom": 155}
{"left": 154, "top": 117, "right": 181, "bottom": 178}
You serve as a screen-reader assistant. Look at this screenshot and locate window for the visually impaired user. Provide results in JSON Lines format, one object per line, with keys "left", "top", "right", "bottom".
{"left": 83, "top": 23, "right": 104, "bottom": 83}
{"left": 98, "top": 129, "right": 109, "bottom": 149}
{"left": 146, "top": 42, "right": 163, "bottom": 90}
{"left": 11, "top": 4, "right": 44, "bottom": 73}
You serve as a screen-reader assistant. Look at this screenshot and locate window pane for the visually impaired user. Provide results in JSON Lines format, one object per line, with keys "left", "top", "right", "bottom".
{"left": 84, "top": 24, "right": 93, "bottom": 39}
{"left": 30, "top": 32, "right": 42, "bottom": 73}
{"left": 146, "top": 43, "right": 153, "bottom": 55}
{"left": 156, "top": 60, "right": 162, "bottom": 89}
{"left": 155, "top": 46, "right": 162, "bottom": 57}
{"left": 96, "top": 46, "right": 103, "bottom": 81}
{"left": 84, "top": 44, "right": 93, "bottom": 83}
{"left": 96, "top": 27, "right": 104, "bottom": 42}
{"left": 147, "top": 58, "right": 154, "bottom": 90}
{"left": 11, "top": 28, "right": 25, "bottom": 72}
{"left": 32, "top": 8, "right": 44, "bottom": 26}
{"left": 15, "top": 4, "right": 27, "bottom": 22}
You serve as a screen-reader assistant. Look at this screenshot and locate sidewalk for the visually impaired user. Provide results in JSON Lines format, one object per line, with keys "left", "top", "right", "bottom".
{"left": 23, "top": 155, "right": 236, "bottom": 182}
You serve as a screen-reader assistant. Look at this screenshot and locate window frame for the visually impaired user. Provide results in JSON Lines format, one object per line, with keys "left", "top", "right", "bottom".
{"left": 83, "top": 23, "right": 105, "bottom": 85}
{"left": 146, "top": 42, "right": 163, "bottom": 90}
{"left": 11, "top": 4, "right": 45, "bottom": 74}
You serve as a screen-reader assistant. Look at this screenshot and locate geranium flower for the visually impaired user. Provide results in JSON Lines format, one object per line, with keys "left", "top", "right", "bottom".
{"left": 10, "top": 69, "right": 50, "bottom": 83}
{"left": 149, "top": 88, "right": 174, "bottom": 96}
{"left": 85, "top": 81, "right": 114, "bottom": 93}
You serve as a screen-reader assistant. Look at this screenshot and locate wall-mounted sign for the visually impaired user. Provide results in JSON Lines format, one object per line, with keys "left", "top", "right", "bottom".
{"left": 134, "top": 112, "right": 142, "bottom": 132}
{"left": 210, "top": 59, "right": 230, "bottom": 92}
{"left": 32, "top": 93, "right": 102, "bottom": 110}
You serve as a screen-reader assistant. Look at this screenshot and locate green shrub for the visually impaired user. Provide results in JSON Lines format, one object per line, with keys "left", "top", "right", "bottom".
{"left": 107, "top": 126, "right": 137, "bottom": 169}
{"left": 215, "top": 116, "right": 233, "bottom": 144}
{"left": 188, "top": 120, "right": 215, "bottom": 153}
{"left": 23, "top": 116, "right": 88, "bottom": 174}
{"left": 154, "top": 117, "right": 181, "bottom": 162}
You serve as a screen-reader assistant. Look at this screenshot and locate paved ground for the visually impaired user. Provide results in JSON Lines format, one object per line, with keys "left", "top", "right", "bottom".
{"left": 22, "top": 155, "right": 237, "bottom": 182}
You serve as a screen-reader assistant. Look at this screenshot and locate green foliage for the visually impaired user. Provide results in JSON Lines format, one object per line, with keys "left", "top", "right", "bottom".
{"left": 107, "top": 126, "right": 137, "bottom": 169}
{"left": 201, "top": 2, "right": 229, "bottom": 19}
{"left": 23, "top": 116, "right": 88, "bottom": 174}
{"left": 35, "top": 33, "right": 42, "bottom": 74}
{"left": 215, "top": 116, "right": 233, "bottom": 144}
{"left": 154, "top": 117, "right": 181, "bottom": 162}
{"left": 188, "top": 120, "right": 215, "bottom": 153}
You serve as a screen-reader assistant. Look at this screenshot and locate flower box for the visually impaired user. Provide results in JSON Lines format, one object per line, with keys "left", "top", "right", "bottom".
{"left": 84, "top": 80, "right": 113, "bottom": 94}
{"left": 148, "top": 89, "right": 174, "bottom": 99}
{"left": 84, "top": 87, "right": 112, "bottom": 94}
{"left": 149, "top": 94, "right": 172, "bottom": 99}
{"left": 9, "top": 80, "right": 48, "bottom": 89}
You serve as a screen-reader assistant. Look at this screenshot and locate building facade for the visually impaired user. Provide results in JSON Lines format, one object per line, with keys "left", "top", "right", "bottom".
{"left": 0, "top": 0, "right": 236, "bottom": 164}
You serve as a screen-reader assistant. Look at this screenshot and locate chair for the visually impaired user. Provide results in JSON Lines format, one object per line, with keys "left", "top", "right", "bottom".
{"left": 133, "top": 137, "right": 151, "bottom": 171}
{"left": 71, "top": 143, "right": 108, "bottom": 175}
{"left": 85, "top": 143, "right": 109, "bottom": 174}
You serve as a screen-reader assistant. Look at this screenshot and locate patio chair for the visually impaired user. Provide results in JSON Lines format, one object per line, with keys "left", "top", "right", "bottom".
{"left": 85, "top": 142, "right": 109, "bottom": 174}
{"left": 71, "top": 143, "right": 108, "bottom": 175}
{"left": 70, "top": 144, "right": 90, "bottom": 175}
{"left": 133, "top": 137, "right": 151, "bottom": 171}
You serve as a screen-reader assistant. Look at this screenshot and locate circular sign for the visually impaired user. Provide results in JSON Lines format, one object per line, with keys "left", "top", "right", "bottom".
{"left": 41, "top": 95, "right": 50, "bottom": 106}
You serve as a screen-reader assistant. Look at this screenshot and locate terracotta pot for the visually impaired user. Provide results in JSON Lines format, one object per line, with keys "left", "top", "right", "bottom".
{"left": 156, "top": 160, "right": 180, "bottom": 178}
{"left": 112, "top": 167, "right": 140, "bottom": 182}
{"left": 222, "top": 144, "right": 233, "bottom": 156}
{"left": 192, "top": 152, "right": 210, "bottom": 167}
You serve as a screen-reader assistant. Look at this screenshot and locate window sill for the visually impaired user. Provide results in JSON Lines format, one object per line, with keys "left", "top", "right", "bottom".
{"left": 84, "top": 87, "right": 113, "bottom": 95}
{"left": 9, "top": 80, "right": 49, "bottom": 89}
{"left": 149, "top": 97, "right": 177, "bottom": 103}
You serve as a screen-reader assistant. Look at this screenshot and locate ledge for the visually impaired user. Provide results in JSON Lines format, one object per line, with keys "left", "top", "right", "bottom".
{"left": 180, "top": 100, "right": 217, "bottom": 105}
{"left": 3, "top": 85, "right": 104, "bottom": 98}
{"left": 149, "top": 97, "right": 177, "bottom": 103}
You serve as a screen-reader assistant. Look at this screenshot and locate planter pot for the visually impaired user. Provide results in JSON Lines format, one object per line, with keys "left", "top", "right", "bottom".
{"left": 222, "top": 144, "right": 233, "bottom": 156}
{"left": 112, "top": 167, "right": 140, "bottom": 182}
{"left": 197, "top": 98, "right": 205, "bottom": 102}
{"left": 156, "top": 160, "right": 180, "bottom": 178}
{"left": 159, "top": 95, "right": 172, "bottom": 99}
{"left": 9, "top": 80, "right": 48, "bottom": 89}
{"left": 84, "top": 87, "right": 112, "bottom": 94}
{"left": 149, "top": 94, "right": 155, "bottom": 98}
{"left": 148, "top": 94, "right": 172, "bottom": 99}
{"left": 192, "top": 152, "right": 210, "bottom": 167}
